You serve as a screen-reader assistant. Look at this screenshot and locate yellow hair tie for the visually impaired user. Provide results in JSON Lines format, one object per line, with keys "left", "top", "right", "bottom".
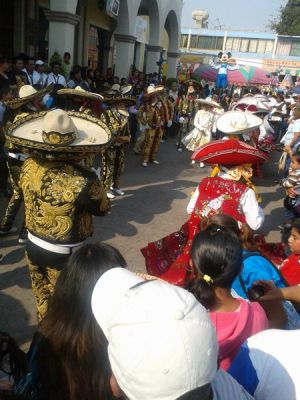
{"left": 203, "top": 274, "right": 213, "bottom": 284}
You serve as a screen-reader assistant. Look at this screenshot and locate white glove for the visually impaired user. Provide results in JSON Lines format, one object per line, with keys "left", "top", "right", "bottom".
{"left": 179, "top": 117, "right": 185, "bottom": 124}
{"left": 167, "top": 120, "right": 173, "bottom": 128}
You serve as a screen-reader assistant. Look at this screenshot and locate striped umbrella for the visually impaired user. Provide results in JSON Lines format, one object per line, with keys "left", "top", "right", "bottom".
{"left": 193, "top": 64, "right": 271, "bottom": 85}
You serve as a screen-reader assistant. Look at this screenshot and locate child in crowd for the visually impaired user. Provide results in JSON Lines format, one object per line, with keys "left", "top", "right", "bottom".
{"left": 280, "top": 218, "right": 300, "bottom": 285}
{"left": 187, "top": 224, "right": 268, "bottom": 370}
{"left": 281, "top": 148, "right": 300, "bottom": 227}
{"left": 206, "top": 214, "right": 299, "bottom": 329}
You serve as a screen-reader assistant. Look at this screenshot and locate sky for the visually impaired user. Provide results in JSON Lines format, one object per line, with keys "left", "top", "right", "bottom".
{"left": 181, "top": 0, "right": 287, "bottom": 32}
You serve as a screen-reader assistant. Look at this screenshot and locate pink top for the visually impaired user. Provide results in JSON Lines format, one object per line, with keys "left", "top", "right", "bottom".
{"left": 210, "top": 299, "right": 268, "bottom": 370}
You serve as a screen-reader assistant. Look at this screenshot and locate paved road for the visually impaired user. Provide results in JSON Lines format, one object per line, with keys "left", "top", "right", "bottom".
{"left": 0, "top": 138, "right": 284, "bottom": 349}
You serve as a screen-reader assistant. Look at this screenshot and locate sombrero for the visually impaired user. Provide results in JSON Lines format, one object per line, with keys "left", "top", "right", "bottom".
{"left": 216, "top": 110, "right": 262, "bottom": 135}
{"left": 144, "top": 85, "right": 165, "bottom": 98}
{"left": 191, "top": 138, "right": 269, "bottom": 165}
{"left": 57, "top": 86, "right": 104, "bottom": 102}
{"left": 103, "top": 94, "right": 136, "bottom": 106}
{"left": 183, "top": 79, "right": 201, "bottom": 88}
{"left": 196, "top": 98, "right": 221, "bottom": 108}
{"left": 4, "top": 84, "right": 54, "bottom": 110}
{"left": 6, "top": 109, "right": 112, "bottom": 155}
{"left": 103, "top": 84, "right": 132, "bottom": 96}
{"left": 235, "top": 97, "right": 270, "bottom": 113}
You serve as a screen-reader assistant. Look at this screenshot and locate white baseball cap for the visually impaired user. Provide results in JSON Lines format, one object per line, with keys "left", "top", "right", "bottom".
{"left": 92, "top": 268, "right": 218, "bottom": 400}
{"left": 35, "top": 60, "right": 44, "bottom": 66}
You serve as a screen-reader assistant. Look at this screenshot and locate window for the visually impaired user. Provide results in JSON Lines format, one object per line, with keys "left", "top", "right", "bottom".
{"left": 189, "top": 35, "right": 198, "bottom": 48}
{"left": 265, "top": 40, "right": 274, "bottom": 53}
{"left": 232, "top": 38, "right": 240, "bottom": 51}
{"left": 216, "top": 37, "right": 224, "bottom": 50}
{"left": 257, "top": 40, "right": 267, "bottom": 53}
{"left": 290, "top": 41, "right": 300, "bottom": 57}
{"left": 181, "top": 35, "right": 188, "bottom": 48}
{"left": 225, "top": 37, "right": 233, "bottom": 51}
{"left": 239, "top": 39, "right": 249, "bottom": 52}
{"left": 249, "top": 39, "right": 258, "bottom": 53}
{"left": 196, "top": 36, "right": 224, "bottom": 50}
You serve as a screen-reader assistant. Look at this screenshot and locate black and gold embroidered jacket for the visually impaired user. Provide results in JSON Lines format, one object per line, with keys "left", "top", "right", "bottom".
{"left": 20, "top": 157, "right": 110, "bottom": 244}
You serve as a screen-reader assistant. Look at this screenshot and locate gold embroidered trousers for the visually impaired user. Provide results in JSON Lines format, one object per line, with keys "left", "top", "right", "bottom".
{"left": 142, "top": 128, "right": 163, "bottom": 163}
{"left": 101, "top": 146, "right": 125, "bottom": 191}
{"left": 0, "top": 159, "right": 23, "bottom": 231}
{"left": 26, "top": 253, "right": 60, "bottom": 321}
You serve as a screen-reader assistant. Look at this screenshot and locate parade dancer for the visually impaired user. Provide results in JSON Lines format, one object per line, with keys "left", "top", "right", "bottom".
{"left": 6, "top": 109, "right": 112, "bottom": 320}
{"left": 177, "top": 82, "right": 198, "bottom": 151}
{"left": 0, "top": 85, "right": 53, "bottom": 242}
{"left": 182, "top": 98, "right": 221, "bottom": 166}
{"left": 100, "top": 95, "right": 135, "bottom": 198}
{"left": 141, "top": 111, "right": 265, "bottom": 286}
{"left": 137, "top": 85, "right": 164, "bottom": 167}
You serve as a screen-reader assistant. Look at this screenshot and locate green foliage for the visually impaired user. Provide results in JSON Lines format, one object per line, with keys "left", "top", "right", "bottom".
{"left": 271, "top": 0, "right": 300, "bottom": 35}
{"left": 48, "top": 51, "right": 66, "bottom": 76}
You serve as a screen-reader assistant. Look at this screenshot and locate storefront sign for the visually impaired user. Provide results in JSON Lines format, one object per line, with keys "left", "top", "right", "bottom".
{"left": 135, "top": 17, "right": 147, "bottom": 44}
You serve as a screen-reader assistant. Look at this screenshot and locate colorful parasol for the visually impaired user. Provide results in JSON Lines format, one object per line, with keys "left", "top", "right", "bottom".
{"left": 192, "top": 64, "right": 271, "bottom": 86}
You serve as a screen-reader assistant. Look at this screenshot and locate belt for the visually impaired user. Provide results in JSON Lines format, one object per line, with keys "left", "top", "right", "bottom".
{"left": 28, "top": 232, "right": 83, "bottom": 255}
{"left": 8, "top": 152, "right": 28, "bottom": 162}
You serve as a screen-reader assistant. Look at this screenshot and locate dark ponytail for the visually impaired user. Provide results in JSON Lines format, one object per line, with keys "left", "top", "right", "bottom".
{"left": 187, "top": 224, "right": 242, "bottom": 309}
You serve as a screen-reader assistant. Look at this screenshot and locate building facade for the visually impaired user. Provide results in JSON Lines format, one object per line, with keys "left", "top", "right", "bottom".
{"left": 0, "top": 0, "right": 182, "bottom": 78}
{"left": 180, "top": 27, "right": 300, "bottom": 77}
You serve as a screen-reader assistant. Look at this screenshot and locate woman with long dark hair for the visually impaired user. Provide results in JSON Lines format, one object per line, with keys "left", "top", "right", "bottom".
{"left": 187, "top": 224, "right": 268, "bottom": 371}
{"left": 17, "top": 243, "right": 127, "bottom": 400}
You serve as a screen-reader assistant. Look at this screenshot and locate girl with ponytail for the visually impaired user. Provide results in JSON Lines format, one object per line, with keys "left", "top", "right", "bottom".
{"left": 187, "top": 224, "right": 268, "bottom": 371}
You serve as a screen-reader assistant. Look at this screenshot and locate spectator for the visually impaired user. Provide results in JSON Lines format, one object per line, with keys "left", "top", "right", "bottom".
{"left": 67, "top": 65, "right": 90, "bottom": 91}
{"left": 85, "top": 68, "right": 96, "bottom": 90}
{"left": 15, "top": 243, "right": 127, "bottom": 400}
{"left": 228, "top": 329, "right": 300, "bottom": 400}
{"left": 62, "top": 51, "right": 72, "bottom": 80}
{"left": 281, "top": 146, "right": 300, "bottom": 224}
{"left": 92, "top": 268, "right": 255, "bottom": 400}
{"left": 280, "top": 218, "right": 300, "bottom": 285}
{"left": 205, "top": 214, "right": 298, "bottom": 329}
{"left": 22, "top": 57, "right": 40, "bottom": 87}
{"left": 187, "top": 224, "right": 268, "bottom": 370}
{"left": 46, "top": 61, "right": 66, "bottom": 88}
{"left": 0, "top": 56, "right": 10, "bottom": 89}
{"left": 0, "top": 86, "right": 13, "bottom": 196}
{"left": 7, "top": 56, "right": 28, "bottom": 88}
{"left": 35, "top": 60, "right": 48, "bottom": 88}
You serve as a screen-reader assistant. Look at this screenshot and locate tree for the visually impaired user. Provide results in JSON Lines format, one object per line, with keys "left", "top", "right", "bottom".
{"left": 271, "top": 0, "right": 300, "bottom": 35}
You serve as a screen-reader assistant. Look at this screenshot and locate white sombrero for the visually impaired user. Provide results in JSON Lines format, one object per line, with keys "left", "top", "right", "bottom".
{"left": 196, "top": 98, "right": 221, "bottom": 108}
{"left": 216, "top": 110, "right": 262, "bottom": 135}
{"left": 144, "top": 85, "right": 165, "bottom": 98}
{"left": 4, "top": 84, "right": 54, "bottom": 109}
{"left": 234, "top": 97, "right": 270, "bottom": 113}
{"left": 57, "top": 86, "right": 104, "bottom": 102}
{"left": 104, "top": 84, "right": 133, "bottom": 96}
{"left": 6, "top": 109, "right": 112, "bottom": 154}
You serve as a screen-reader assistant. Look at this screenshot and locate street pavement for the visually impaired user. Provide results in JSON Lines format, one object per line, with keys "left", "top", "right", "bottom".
{"left": 0, "top": 137, "right": 284, "bottom": 349}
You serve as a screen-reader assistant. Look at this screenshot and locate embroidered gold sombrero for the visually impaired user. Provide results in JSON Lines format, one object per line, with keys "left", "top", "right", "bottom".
{"left": 6, "top": 108, "right": 112, "bottom": 155}
{"left": 57, "top": 86, "right": 104, "bottom": 102}
{"left": 102, "top": 94, "right": 136, "bottom": 106}
{"left": 4, "top": 84, "right": 54, "bottom": 109}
